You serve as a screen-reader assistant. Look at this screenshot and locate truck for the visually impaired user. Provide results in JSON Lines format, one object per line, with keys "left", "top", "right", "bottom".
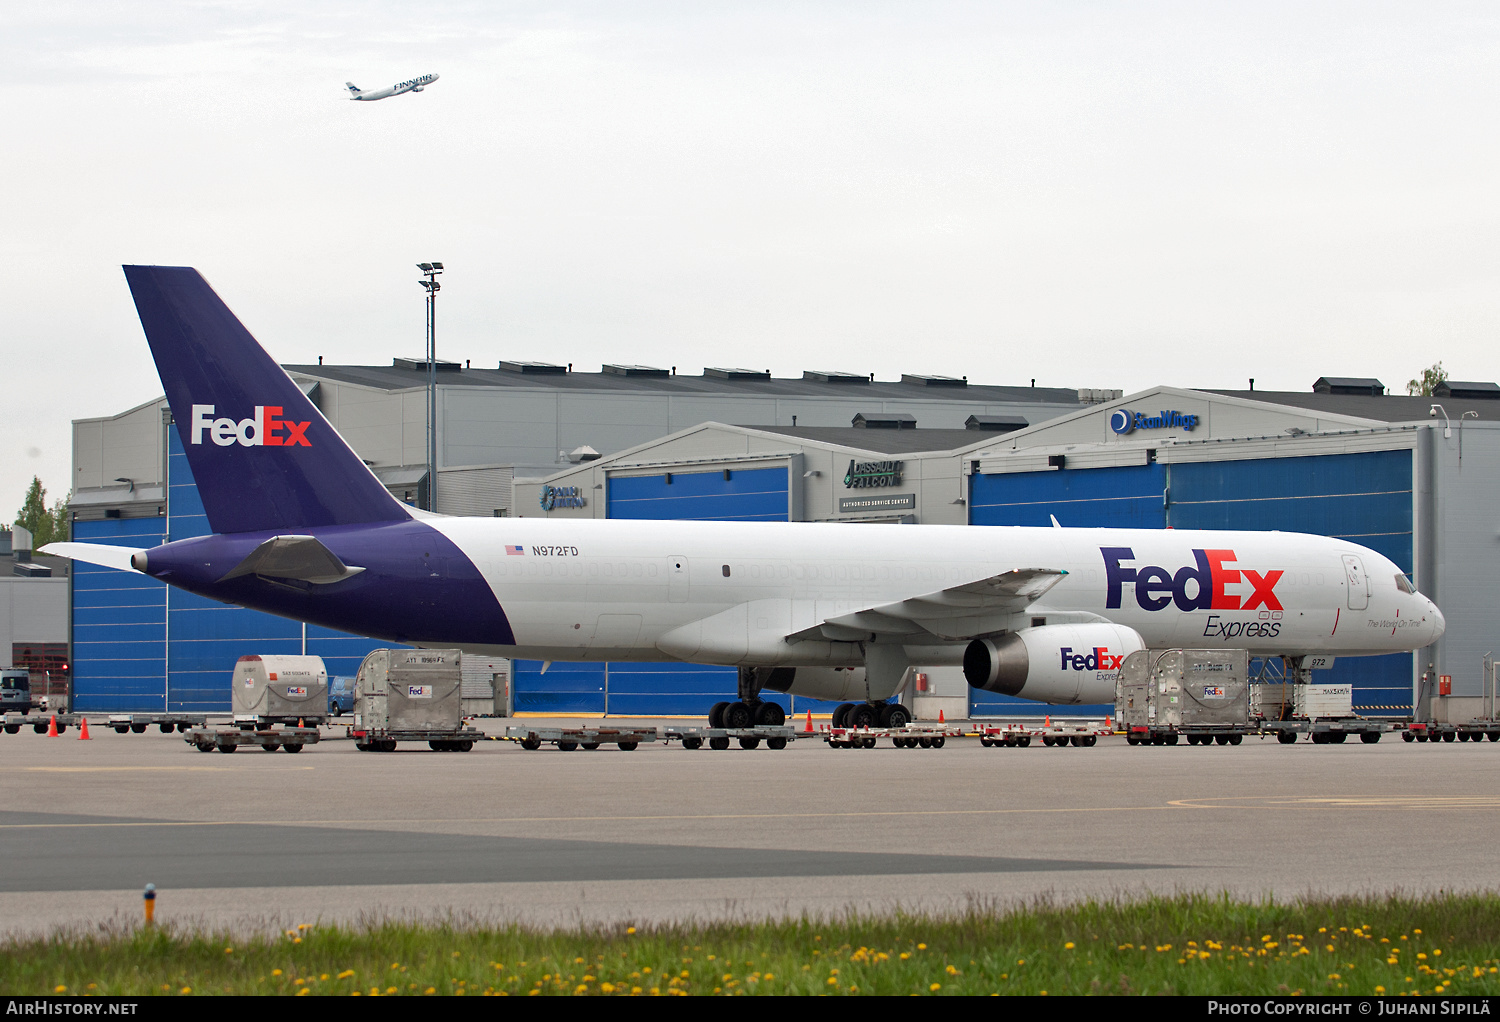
{"left": 0, "top": 669, "right": 34, "bottom": 715}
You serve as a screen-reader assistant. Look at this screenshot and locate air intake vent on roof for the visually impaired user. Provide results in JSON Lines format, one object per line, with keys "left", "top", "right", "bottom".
{"left": 499, "top": 360, "right": 568, "bottom": 374}
{"left": 393, "top": 357, "right": 462, "bottom": 372}
{"left": 852, "top": 412, "right": 916, "bottom": 429}
{"left": 602, "top": 363, "right": 671, "bottom": 377}
{"left": 1433, "top": 381, "right": 1500, "bottom": 400}
{"left": 1313, "top": 377, "right": 1385, "bottom": 396}
{"left": 804, "top": 370, "right": 869, "bottom": 383}
{"left": 965, "top": 414, "right": 1029, "bottom": 431}
{"left": 703, "top": 367, "right": 771, "bottom": 380}
{"left": 901, "top": 373, "right": 967, "bottom": 387}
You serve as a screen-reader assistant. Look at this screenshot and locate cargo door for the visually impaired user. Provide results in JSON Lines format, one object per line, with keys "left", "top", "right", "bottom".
{"left": 668, "top": 556, "right": 689, "bottom": 603}
{"left": 1341, "top": 554, "right": 1369, "bottom": 611}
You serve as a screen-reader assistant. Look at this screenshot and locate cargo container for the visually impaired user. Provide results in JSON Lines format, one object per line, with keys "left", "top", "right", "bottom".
{"left": 351, "top": 649, "right": 482, "bottom": 751}
{"left": 1117, "top": 649, "right": 1250, "bottom": 745}
{"left": 231, "top": 655, "right": 328, "bottom": 725}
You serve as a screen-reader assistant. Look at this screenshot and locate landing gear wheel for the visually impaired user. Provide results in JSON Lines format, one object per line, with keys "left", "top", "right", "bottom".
{"left": 753, "top": 702, "right": 785, "bottom": 727}
{"left": 845, "top": 703, "right": 878, "bottom": 729}
{"left": 708, "top": 702, "right": 729, "bottom": 729}
{"left": 709, "top": 736, "right": 730, "bottom": 751}
{"left": 738, "top": 737, "right": 761, "bottom": 750}
{"left": 681, "top": 736, "right": 703, "bottom": 750}
{"left": 520, "top": 738, "right": 541, "bottom": 750}
{"left": 883, "top": 704, "right": 912, "bottom": 729}
{"left": 832, "top": 703, "right": 853, "bottom": 729}
{"left": 722, "top": 702, "right": 754, "bottom": 729}
{"left": 766, "top": 737, "right": 787, "bottom": 750}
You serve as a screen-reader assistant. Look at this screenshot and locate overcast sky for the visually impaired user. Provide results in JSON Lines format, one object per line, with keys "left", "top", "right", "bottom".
{"left": 5, "top": 1, "right": 1500, "bottom": 514}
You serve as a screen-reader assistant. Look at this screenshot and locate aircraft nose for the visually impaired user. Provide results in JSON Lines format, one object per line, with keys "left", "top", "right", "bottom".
{"left": 1428, "top": 600, "right": 1446, "bottom": 642}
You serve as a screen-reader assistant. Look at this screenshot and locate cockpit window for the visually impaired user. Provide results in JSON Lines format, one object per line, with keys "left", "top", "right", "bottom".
{"left": 1395, "top": 574, "right": 1416, "bottom": 594}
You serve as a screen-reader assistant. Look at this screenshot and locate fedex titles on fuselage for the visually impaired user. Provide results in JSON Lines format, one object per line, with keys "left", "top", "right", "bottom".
{"left": 190, "top": 404, "right": 312, "bottom": 448}
{"left": 1103, "top": 545, "right": 1286, "bottom": 640}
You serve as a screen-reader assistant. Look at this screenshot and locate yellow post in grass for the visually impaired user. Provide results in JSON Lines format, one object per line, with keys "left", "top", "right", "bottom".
{"left": 144, "top": 883, "right": 156, "bottom": 927}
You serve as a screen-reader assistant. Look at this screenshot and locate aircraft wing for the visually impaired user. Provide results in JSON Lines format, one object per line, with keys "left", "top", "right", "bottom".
{"left": 39, "top": 542, "right": 146, "bottom": 573}
{"left": 216, "top": 535, "right": 365, "bottom": 585}
{"left": 785, "top": 567, "right": 1068, "bottom": 643}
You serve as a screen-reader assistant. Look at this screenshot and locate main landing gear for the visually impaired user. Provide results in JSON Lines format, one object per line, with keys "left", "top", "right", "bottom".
{"left": 709, "top": 666, "right": 792, "bottom": 729}
{"left": 831, "top": 701, "right": 912, "bottom": 729}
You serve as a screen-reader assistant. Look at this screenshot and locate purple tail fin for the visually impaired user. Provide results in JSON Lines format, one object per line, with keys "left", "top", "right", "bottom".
{"left": 124, "top": 265, "right": 413, "bottom": 534}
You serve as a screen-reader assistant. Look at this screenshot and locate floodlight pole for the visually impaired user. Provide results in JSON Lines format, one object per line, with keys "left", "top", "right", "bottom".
{"left": 418, "top": 263, "right": 444, "bottom": 511}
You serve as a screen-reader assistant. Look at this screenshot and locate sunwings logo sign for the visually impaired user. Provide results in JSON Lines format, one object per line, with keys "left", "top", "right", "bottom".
{"left": 191, "top": 405, "right": 311, "bottom": 447}
{"left": 1109, "top": 409, "right": 1199, "bottom": 434}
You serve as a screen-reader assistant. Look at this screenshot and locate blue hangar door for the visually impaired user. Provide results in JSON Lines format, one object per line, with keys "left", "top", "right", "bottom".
{"left": 514, "top": 466, "right": 798, "bottom": 716}
{"left": 968, "top": 463, "right": 1167, "bottom": 717}
{"left": 1167, "top": 450, "right": 1415, "bottom": 714}
{"left": 72, "top": 426, "right": 404, "bottom": 713}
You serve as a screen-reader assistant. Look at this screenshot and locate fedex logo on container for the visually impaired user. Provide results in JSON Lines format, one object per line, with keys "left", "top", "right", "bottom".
{"left": 1101, "top": 547, "right": 1283, "bottom": 613}
{"left": 190, "top": 404, "right": 312, "bottom": 447}
{"left": 1060, "top": 647, "right": 1124, "bottom": 672}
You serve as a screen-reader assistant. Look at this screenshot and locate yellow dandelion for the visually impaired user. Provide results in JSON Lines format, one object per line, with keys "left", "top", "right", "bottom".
{"left": 1064, "top": 942, "right": 1075, "bottom": 950}
{"left": 53, "top": 986, "right": 65, "bottom": 994}
{"left": 930, "top": 983, "right": 941, "bottom": 992}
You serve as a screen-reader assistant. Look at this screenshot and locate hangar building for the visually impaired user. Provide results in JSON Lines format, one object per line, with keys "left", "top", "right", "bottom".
{"left": 65, "top": 361, "right": 1092, "bottom": 712}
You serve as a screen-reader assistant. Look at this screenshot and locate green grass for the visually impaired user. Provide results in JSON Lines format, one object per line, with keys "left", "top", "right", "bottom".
{"left": 7, "top": 893, "right": 1500, "bottom": 996}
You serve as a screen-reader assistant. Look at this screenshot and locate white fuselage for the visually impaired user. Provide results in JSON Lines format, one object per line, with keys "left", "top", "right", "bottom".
{"left": 349, "top": 74, "right": 439, "bottom": 101}
{"left": 426, "top": 517, "right": 1442, "bottom": 667}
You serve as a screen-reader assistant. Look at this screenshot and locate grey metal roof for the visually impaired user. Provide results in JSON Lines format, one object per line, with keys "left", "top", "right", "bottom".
{"left": 1212, "top": 390, "right": 1500, "bottom": 422}
{"left": 283, "top": 363, "right": 1085, "bottom": 404}
{"left": 736, "top": 425, "right": 1014, "bottom": 454}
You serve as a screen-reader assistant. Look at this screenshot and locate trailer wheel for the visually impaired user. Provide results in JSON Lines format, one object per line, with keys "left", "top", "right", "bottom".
{"left": 617, "top": 742, "right": 638, "bottom": 752}
{"left": 1442, "top": 731, "right": 1456, "bottom": 743}
{"left": 1083, "top": 735, "right": 1097, "bottom": 747}
{"left": 261, "top": 743, "right": 280, "bottom": 752}
{"left": 709, "top": 736, "right": 730, "bottom": 751}
{"left": 917, "top": 737, "right": 932, "bottom": 749}
{"left": 1360, "top": 732, "right": 1381, "bottom": 744}
{"left": 282, "top": 743, "right": 303, "bottom": 753}
{"left": 1228, "top": 734, "right": 1242, "bottom": 746}
{"left": 216, "top": 743, "right": 237, "bottom": 753}
{"left": 557, "top": 741, "right": 578, "bottom": 752}
{"left": 1489, "top": 732, "right": 1500, "bottom": 742}
{"left": 429, "top": 741, "right": 447, "bottom": 752}
{"left": 1401, "top": 732, "right": 1415, "bottom": 742}
{"left": 581, "top": 742, "right": 601, "bottom": 751}
{"left": 1278, "top": 732, "right": 1297, "bottom": 744}
{"left": 739, "top": 737, "right": 761, "bottom": 750}
{"left": 379, "top": 739, "right": 398, "bottom": 752}
{"left": 767, "top": 737, "right": 787, "bottom": 750}
{"left": 130, "top": 724, "right": 147, "bottom": 734}
{"left": 458, "top": 741, "right": 473, "bottom": 752}
{"left": 355, "top": 742, "right": 371, "bottom": 751}
{"left": 519, "top": 738, "right": 541, "bottom": 751}
{"left": 930, "top": 736, "right": 945, "bottom": 749}
{"left": 1017, "top": 736, "right": 1030, "bottom": 748}
{"left": 159, "top": 723, "right": 176, "bottom": 734}
{"left": 114, "top": 726, "right": 129, "bottom": 734}
{"left": 681, "top": 737, "right": 703, "bottom": 750}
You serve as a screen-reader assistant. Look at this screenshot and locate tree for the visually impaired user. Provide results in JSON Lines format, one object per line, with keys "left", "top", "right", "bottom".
{"left": 1407, "top": 361, "right": 1448, "bottom": 397}
{"left": 14, "top": 477, "right": 70, "bottom": 549}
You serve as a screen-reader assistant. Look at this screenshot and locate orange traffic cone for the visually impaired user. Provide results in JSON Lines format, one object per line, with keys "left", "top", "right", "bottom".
{"left": 46, "top": 715, "right": 58, "bottom": 737}
{"left": 1105, "top": 716, "right": 1113, "bottom": 731}
{"left": 938, "top": 709, "right": 945, "bottom": 723}
{"left": 1045, "top": 715, "right": 1051, "bottom": 727}
{"left": 78, "top": 717, "right": 92, "bottom": 740}
{"left": 805, "top": 711, "right": 812, "bottom": 733}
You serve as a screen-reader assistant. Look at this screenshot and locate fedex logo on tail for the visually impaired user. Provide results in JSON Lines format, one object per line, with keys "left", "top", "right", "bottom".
{"left": 1061, "top": 647, "right": 1124, "bottom": 672}
{"left": 1102, "top": 547, "right": 1282, "bottom": 612}
{"left": 190, "top": 405, "right": 312, "bottom": 448}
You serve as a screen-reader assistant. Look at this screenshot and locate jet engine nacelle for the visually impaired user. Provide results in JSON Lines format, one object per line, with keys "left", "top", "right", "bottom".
{"left": 963, "top": 622, "right": 1144, "bottom": 704}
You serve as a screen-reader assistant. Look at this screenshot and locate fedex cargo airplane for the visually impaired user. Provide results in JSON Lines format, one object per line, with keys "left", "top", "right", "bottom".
{"left": 345, "top": 74, "right": 439, "bottom": 102}
{"left": 44, "top": 267, "right": 1444, "bottom": 728}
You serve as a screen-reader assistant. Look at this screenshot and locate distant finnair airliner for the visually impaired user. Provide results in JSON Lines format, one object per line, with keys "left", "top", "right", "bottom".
{"left": 345, "top": 74, "right": 439, "bottom": 102}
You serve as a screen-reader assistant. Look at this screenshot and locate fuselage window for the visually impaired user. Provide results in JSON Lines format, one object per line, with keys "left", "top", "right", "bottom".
{"left": 722, "top": 564, "right": 731, "bottom": 577}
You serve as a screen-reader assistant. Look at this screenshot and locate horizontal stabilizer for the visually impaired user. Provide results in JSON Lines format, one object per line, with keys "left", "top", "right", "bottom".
{"left": 786, "top": 567, "right": 1069, "bottom": 643}
{"left": 39, "top": 542, "right": 145, "bottom": 573}
{"left": 217, "top": 535, "right": 365, "bottom": 585}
